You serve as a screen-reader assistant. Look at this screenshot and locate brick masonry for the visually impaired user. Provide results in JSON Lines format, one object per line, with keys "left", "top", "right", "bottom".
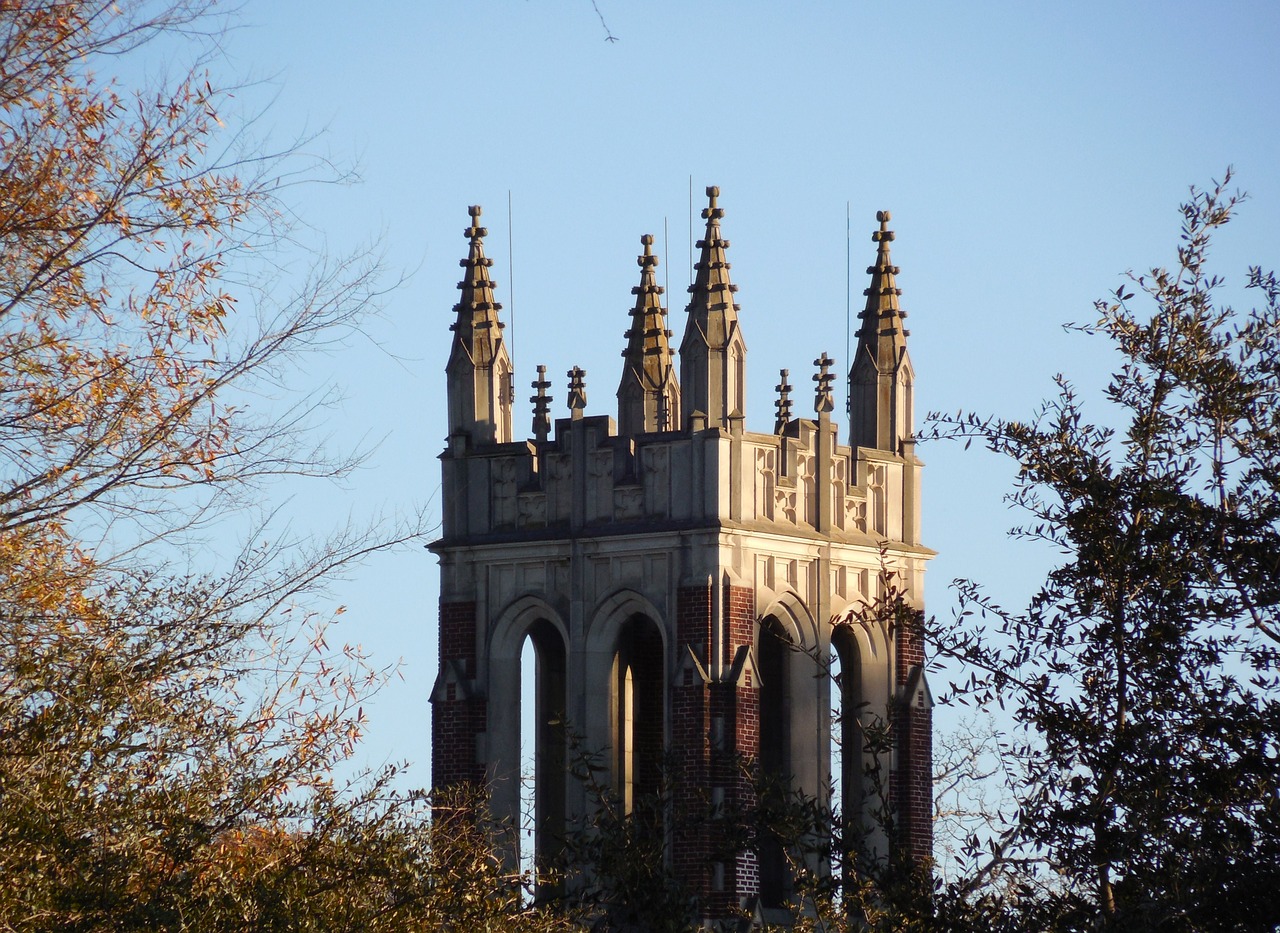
{"left": 673, "top": 584, "right": 712, "bottom": 905}
{"left": 671, "top": 583, "right": 766, "bottom": 917}
{"left": 892, "top": 602, "right": 933, "bottom": 860}
{"left": 431, "top": 599, "right": 486, "bottom": 789}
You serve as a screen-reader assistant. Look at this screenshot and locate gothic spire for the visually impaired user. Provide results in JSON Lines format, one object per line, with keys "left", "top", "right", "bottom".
{"left": 679, "top": 186, "right": 746, "bottom": 430}
{"left": 849, "top": 210, "right": 914, "bottom": 453}
{"left": 854, "top": 210, "right": 909, "bottom": 369}
{"left": 618, "top": 233, "right": 679, "bottom": 434}
{"left": 446, "top": 205, "right": 513, "bottom": 445}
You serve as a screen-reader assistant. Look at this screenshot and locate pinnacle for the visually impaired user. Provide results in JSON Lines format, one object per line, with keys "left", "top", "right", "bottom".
{"left": 855, "top": 209, "right": 909, "bottom": 357}
{"left": 618, "top": 232, "right": 678, "bottom": 432}
{"left": 450, "top": 203, "right": 505, "bottom": 369}
{"left": 686, "top": 185, "right": 740, "bottom": 326}
{"left": 455, "top": 203, "right": 502, "bottom": 319}
{"left": 624, "top": 232, "right": 668, "bottom": 345}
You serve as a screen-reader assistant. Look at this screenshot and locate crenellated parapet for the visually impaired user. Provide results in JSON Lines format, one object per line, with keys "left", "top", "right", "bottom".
{"left": 438, "top": 403, "right": 924, "bottom": 548}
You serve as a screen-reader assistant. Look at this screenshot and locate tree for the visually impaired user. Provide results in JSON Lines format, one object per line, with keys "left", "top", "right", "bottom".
{"left": 926, "top": 173, "right": 1280, "bottom": 932}
{"left": 0, "top": 3, "right": 520, "bottom": 928}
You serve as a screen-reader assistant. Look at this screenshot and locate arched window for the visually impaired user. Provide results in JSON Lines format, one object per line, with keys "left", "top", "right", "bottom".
{"left": 732, "top": 343, "right": 746, "bottom": 415}
{"left": 519, "top": 619, "right": 567, "bottom": 897}
{"left": 612, "top": 615, "right": 664, "bottom": 814}
{"left": 758, "top": 616, "right": 794, "bottom": 908}
{"left": 830, "top": 625, "right": 864, "bottom": 867}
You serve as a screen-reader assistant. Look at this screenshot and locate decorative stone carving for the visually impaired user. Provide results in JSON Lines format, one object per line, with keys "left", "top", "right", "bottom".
{"left": 614, "top": 484, "right": 644, "bottom": 520}
{"left": 491, "top": 457, "right": 518, "bottom": 529}
{"left": 518, "top": 491, "right": 547, "bottom": 528}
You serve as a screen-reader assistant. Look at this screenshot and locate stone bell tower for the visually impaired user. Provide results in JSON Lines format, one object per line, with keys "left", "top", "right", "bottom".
{"left": 430, "top": 189, "right": 933, "bottom": 919}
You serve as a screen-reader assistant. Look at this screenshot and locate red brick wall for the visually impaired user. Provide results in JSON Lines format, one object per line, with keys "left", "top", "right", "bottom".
{"left": 902, "top": 705, "right": 933, "bottom": 860}
{"left": 891, "top": 602, "right": 932, "bottom": 860}
{"left": 439, "top": 599, "right": 478, "bottom": 675}
{"left": 725, "top": 582, "right": 754, "bottom": 670}
{"left": 677, "top": 581, "right": 712, "bottom": 657}
{"left": 894, "top": 599, "right": 925, "bottom": 683}
{"left": 673, "top": 582, "right": 763, "bottom": 917}
{"left": 673, "top": 585, "right": 711, "bottom": 906}
{"left": 724, "top": 583, "right": 760, "bottom": 903}
{"left": 432, "top": 599, "right": 486, "bottom": 789}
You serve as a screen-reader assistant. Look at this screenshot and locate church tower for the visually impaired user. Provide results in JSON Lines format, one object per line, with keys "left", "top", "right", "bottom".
{"left": 431, "top": 191, "right": 933, "bottom": 921}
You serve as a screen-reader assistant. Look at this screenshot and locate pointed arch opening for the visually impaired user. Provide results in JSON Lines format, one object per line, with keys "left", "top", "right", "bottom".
{"left": 757, "top": 614, "right": 794, "bottom": 908}
{"left": 611, "top": 614, "right": 665, "bottom": 815}
{"left": 518, "top": 618, "right": 567, "bottom": 897}
{"left": 731, "top": 341, "right": 746, "bottom": 415}
{"left": 830, "top": 624, "right": 864, "bottom": 877}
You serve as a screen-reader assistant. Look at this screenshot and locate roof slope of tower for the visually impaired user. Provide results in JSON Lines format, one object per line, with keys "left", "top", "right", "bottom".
{"left": 854, "top": 209, "right": 909, "bottom": 372}
{"left": 682, "top": 186, "right": 742, "bottom": 351}
{"left": 449, "top": 205, "right": 505, "bottom": 369}
{"left": 618, "top": 234, "right": 677, "bottom": 410}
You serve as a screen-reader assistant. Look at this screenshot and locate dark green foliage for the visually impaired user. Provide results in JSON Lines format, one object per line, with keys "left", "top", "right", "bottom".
{"left": 926, "top": 173, "right": 1280, "bottom": 932}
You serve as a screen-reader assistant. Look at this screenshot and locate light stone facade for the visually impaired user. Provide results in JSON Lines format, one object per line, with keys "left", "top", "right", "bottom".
{"left": 431, "top": 190, "right": 933, "bottom": 918}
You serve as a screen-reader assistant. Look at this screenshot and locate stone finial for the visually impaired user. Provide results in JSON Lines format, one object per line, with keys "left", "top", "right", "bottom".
{"left": 856, "top": 209, "right": 908, "bottom": 347}
{"left": 465, "top": 204, "right": 486, "bottom": 241}
{"left": 703, "top": 185, "right": 723, "bottom": 220}
{"left": 774, "top": 368, "right": 793, "bottom": 434}
{"left": 568, "top": 366, "right": 587, "bottom": 420}
{"left": 455, "top": 203, "right": 500, "bottom": 312}
{"left": 813, "top": 353, "right": 835, "bottom": 414}
{"left": 873, "top": 209, "right": 894, "bottom": 243}
{"left": 530, "top": 364, "right": 552, "bottom": 441}
{"left": 638, "top": 233, "right": 657, "bottom": 268}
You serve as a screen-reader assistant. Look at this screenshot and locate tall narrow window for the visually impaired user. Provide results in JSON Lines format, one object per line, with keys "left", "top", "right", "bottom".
{"left": 519, "top": 620, "right": 567, "bottom": 898}
{"left": 732, "top": 344, "right": 746, "bottom": 415}
{"left": 831, "top": 627, "right": 863, "bottom": 868}
{"left": 758, "top": 616, "right": 793, "bottom": 908}
{"left": 623, "top": 663, "right": 636, "bottom": 812}
{"left": 612, "top": 616, "right": 664, "bottom": 817}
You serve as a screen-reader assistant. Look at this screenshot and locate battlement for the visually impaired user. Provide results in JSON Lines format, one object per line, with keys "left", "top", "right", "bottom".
{"left": 441, "top": 410, "right": 923, "bottom": 547}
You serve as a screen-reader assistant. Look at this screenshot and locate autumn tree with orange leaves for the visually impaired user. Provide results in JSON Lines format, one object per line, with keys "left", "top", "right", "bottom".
{"left": 0, "top": 3, "right": 564, "bottom": 929}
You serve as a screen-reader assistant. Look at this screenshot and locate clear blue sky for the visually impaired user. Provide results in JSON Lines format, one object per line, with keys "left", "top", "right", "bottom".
{"left": 205, "top": 1, "right": 1280, "bottom": 784}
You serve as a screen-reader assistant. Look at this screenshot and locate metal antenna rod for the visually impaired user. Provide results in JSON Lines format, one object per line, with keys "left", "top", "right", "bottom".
{"left": 845, "top": 200, "right": 851, "bottom": 384}
{"left": 688, "top": 175, "right": 694, "bottom": 290}
{"left": 508, "top": 190, "right": 515, "bottom": 371}
{"left": 664, "top": 215, "right": 670, "bottom": 309}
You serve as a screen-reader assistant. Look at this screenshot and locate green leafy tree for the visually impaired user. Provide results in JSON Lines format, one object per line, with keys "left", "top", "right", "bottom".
{"left": 926, "top": 173, "right": 1280, "bottom": 932}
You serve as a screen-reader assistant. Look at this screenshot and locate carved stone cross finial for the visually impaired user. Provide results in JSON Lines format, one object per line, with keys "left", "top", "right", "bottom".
{"left": 702, "top": 185, "right": 723, "bottom": 221}
{"left": 530, "top": 364, "right": 552, "bottom": 441}
{"left": 465, "top": 204, "right": 486, "bottom": 241}
{"left": 774, "top": 368, "right": 793, "bottom": 434}
{"left": 813, "top": 353, "right": 835, "bottom": 414}
{"left": 638, "top": 233, "right": 658, "bottom": 269}
{"left": 567, "top": 366, "right": 587, "bottom": 420}
{"left": 872, "top": 209, "right": 894, "bottom": 244}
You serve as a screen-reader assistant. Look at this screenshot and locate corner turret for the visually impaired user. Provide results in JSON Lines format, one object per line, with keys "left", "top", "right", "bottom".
{"left": 848, "top": 210, "right": 914, "bottom": 454}
{"left": 618, "top": 234, "right": 679, "bottom": 434}
{"left": 446, "top": 205, "right": 513, "bottom": 446}
{"left": 679, "top": 186, "right": 746, "bottom": 431}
